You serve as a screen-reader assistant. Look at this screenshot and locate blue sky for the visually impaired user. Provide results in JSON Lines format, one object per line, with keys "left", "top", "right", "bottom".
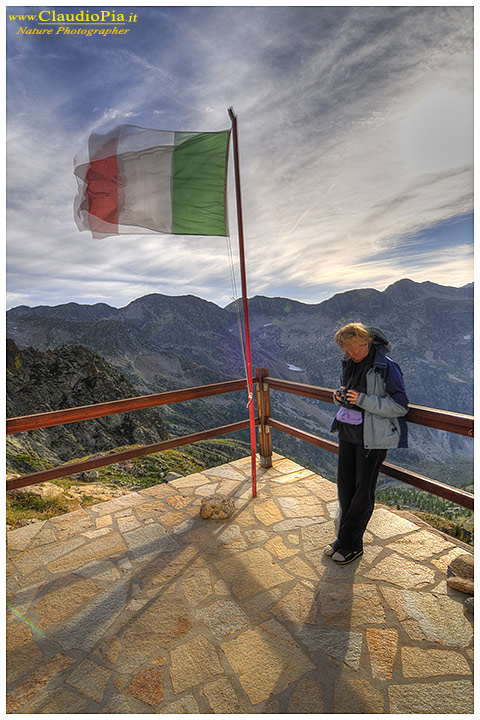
{"left": 6, "top": 4, "right": 474, "bottom": 309}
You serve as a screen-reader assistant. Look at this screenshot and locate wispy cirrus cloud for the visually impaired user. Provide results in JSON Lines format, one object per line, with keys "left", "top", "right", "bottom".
{"left": 6, "top": 5, "right": 473, "bottom": 309}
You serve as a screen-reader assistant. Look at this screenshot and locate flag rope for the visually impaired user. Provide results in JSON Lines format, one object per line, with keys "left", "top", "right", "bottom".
{"left": 225, "top": 236, "right": 250, "bottom": 387}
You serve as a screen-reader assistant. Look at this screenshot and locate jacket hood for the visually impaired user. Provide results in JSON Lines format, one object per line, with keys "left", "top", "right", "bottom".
{"left": 367, "top": 326, "right": 391, "bottom": 351}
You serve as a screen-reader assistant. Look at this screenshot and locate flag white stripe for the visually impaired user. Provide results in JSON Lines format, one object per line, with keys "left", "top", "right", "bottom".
{"left": 118, "top": 146, "right": 174, "bottom": 232}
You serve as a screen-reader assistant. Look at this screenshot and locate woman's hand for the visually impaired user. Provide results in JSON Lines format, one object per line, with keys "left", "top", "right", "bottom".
{"left": 345, "top": 389, "right": 359, "bottom": 404}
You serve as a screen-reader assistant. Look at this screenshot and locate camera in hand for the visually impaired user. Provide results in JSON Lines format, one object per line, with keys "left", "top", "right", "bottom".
{"left": 336, "top": 387, "right": 355, "bottom": 408}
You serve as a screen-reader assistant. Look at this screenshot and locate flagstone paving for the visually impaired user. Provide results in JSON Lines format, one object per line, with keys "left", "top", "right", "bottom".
{"left": 6, "top": 453, "right": 474, "bottom": 713}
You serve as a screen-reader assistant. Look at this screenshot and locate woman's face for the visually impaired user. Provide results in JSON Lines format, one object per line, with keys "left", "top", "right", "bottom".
{"left": 343, "top": 341, "right": 370, "bottom": 363}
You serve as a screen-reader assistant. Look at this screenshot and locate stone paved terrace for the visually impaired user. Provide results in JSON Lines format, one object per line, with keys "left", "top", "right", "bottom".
{"left": 6, "top": 454, "right": 474, "bottom": 714}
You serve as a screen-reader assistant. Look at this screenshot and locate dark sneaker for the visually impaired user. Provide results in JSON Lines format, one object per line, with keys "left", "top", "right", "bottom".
{"left": 332, "top": 549, "right": 363, "bottom": 564}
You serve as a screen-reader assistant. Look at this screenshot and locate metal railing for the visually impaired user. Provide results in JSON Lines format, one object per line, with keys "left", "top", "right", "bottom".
{"left": 6, "top": 379, "right": 255, "bottom": 491}
{"left": 6, "top": 369, "right": 474, "bottom": 511}
{"left": 255, "top": 368, "right": 474, "bottom": 511}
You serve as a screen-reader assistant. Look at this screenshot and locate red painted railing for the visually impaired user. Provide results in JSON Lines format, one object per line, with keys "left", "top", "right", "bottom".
{"left": 6, "top": 371, "right": 474, "bottom": 510}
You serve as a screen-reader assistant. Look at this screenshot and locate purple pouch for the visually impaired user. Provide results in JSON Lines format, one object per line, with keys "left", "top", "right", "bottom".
{"left": 336, "top": 406, "right": 363, "bottom": 425}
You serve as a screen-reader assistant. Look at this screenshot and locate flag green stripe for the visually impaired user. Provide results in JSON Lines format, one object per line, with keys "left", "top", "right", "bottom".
{"left": 172, "top": 130, "right": 230, "bottom": 236}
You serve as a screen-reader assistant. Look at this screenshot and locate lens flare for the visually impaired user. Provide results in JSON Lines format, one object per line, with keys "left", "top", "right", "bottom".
{"left": 6, "top": 601, "right": 46, "bottom": 637}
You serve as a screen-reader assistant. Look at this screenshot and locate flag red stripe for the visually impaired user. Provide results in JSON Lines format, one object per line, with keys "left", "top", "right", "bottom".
{"left": 86, "top": 155, "right": 118, "bottom": 229}
{"left": 85, "top": 135, "right": 121, "bottom": 234}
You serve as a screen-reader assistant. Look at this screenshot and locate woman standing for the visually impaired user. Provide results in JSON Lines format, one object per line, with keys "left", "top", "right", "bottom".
{"left": 325, "top": 323, "right": 409, "bottom": 564}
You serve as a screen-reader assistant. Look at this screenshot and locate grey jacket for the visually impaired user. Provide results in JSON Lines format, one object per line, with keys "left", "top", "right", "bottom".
{"left": 331, "top": 329, "right": 409, "bottom": 450}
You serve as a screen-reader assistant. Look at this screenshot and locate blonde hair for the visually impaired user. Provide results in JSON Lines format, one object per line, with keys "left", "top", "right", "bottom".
{"left": 335, "top": 322, "right": 372, "bottom": 350}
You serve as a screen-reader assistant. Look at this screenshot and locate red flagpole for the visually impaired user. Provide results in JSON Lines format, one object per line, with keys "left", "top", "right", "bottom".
{"left": 228, "top": 107, "right": 257, "bottom": 497}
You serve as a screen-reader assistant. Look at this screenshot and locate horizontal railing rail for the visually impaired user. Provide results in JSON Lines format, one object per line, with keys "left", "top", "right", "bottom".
{"left": 268, "top": 418, "right": 473, "bottom": 510}
{"left": 6, "top": 379, "right": 248, "bottom": 435}
{"left": 6, "top": 419, "right": 257, "bottom": 492}
{"left": 6, "top": 370, "right": 474, "bottom": 512}
{"left": 265, "top": 376, "right": 474, "bottom": 437}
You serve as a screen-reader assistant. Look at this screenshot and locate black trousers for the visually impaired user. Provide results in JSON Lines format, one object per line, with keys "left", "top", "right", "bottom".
{"left": 336, "top": 440, "right": 387, "bottom": 553}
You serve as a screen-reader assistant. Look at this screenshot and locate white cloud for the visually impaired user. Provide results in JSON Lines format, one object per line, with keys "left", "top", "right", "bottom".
{"left": 6, "top": 6, "right": 473, "bottom": 309}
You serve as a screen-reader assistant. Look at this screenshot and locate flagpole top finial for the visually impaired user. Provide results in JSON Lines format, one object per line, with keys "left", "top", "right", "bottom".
{"left": 228, "top": 107, "right": 237, "bottom": 122}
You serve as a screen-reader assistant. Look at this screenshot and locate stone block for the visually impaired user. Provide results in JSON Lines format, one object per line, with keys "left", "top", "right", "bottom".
{"left": 6, "top": 653, "right": 75, "bottom": 712}
{"left": 274, "top": 517, "right": 323, "bottom": 532}
{"left": 431, "top": 546, "right": 466, "bottom": 574}
{"left": 447, "top": 576, "right": 473, "bottom": 594}
{"left": 276, "top": 495, "right": 326, "bottom": 518}
{"left": 296, "top": 627, "right": 363, "bottom": 670}
{"left": 169, "top": 472, "right": 211, "bottom": 489}
{"left": 388, "top": 680, "right": 473, "bottom": 713}
{"left": 221, "top": 618, "right": 315, "bottom": 705}
{"left": 265, "top": 535, "right": 298, "bottom": 559}
{"left": 246, "top": 528, "right": 270, "bottom": 544}
{"left": 301, "top": 521, "right": 336, "bottom": 551}
{"left": 302, "top": 476, "right": 338, "bottom": 501}
{"left": 271, "top": 583, "right": 317, "bottom": 624}
{"left": 49, "top": 508, "right": 94, "bottom": 537}
{"left": 65, "top": 658, "right": 112, "bottom": 702}
{"left": 333, "top": 673, "right": 384, "bottom": 713}
{"left": 270, "top": 467, "right": 315, "bottom": 484}
{"left": 164, "top": 494, "right": 191, "bottom": 509}
{"left": 214, "top": 547, "right": 293, "bottom": 599}
{"left": 126, "top": 667, "right": 164, "bottom": 707}
{"left": 368, "top": 508, "right": 418, "bottom": 539}
{"left": 122, "top": 595, "right": 192, "bottom": 671}
{"left": 381, "top": 586, "right": 473, "bottom": 646}
{"left": 6, "top": 622, "right": 45, "bottom": 685}
{"left": 204, "top": 464, "right": 246, "bottom": 480}
{"left": 449, "top": 552, "right": 474, "bottom": 579}
{"left": 201, "top": 676, "right": 245, "bottom": 713}
{"left": 34, "top": 574, "right": 100, "bottom": 628}
{"left": 6, "top": 521, "right": 47, "bottom": 551}
{"left": 284, "top": 556, "right": 319, "bottom": 581}
{"left": 364, "top": 552, "right": 435, "bottom": 588}
{"left": 95, "top": 636, "right": 122, "bottom": 665}
{"left": 160, "top": 510, "right": 188, "bottom": 526}
{"left": 47, "top": 532, "right": 127, "bottom": 573}
{"left": 366, "top": 628, "right": 398, "bottom": 679}
{"left": 270, "top": 483, "right": 311, "bottom": 497}
{"left": 318, "top": 584, "right": 386, "bottom": 628}
{"left": 388, "top": 529, "right": 456, "bottom": 560}
{"left": 169, "top": 635, "right": 223, "bottom": 693}
{"left": 11, "top": 535, "right": 86, "bottom": 574}
{"left": 24, "top": 687, "right": 89, "bottom": 714}
{"left": 122, "top": 524, "right": 178, "bottom": 561}
{"left": 181, "top": 568, "right": 213, "bottom": 605}
{"left": 253, "top": 498, "right": 284, "bottom": 525}
{"left": 157, "top": 695, "right": 200, "bottom": 713}
{"left": 52, "top": 577, "right": 129, "bottom": 652}
{"left": 197, "top": 599, "right": 249, "bottom": 638}
{"left": 102, "top": 694, "right": 131, "bottom": 713}
{"left": 287, "top": 676, "right": 325, "bottom": 713}
{"left": 117, "top": 515, "right": 141, "bottom": 533}
{"left": 401, "top": 646, "right": 471, "bottom": 677}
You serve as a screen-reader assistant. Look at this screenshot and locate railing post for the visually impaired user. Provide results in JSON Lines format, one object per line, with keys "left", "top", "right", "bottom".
{"left": 255, "top": 367, "right": 273, "bottom": 468}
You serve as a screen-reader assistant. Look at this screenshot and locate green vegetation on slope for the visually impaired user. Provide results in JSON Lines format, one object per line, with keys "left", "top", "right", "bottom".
{"left": 375, "top": 484, "right": 474, "bottom": 545}
{"left": 6, "top": 437, "right": 250, "bottom": 528}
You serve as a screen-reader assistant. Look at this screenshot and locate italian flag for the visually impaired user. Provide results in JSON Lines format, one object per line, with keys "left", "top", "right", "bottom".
{"left": 74, "top": 125, "right": 231, "bottom": 238}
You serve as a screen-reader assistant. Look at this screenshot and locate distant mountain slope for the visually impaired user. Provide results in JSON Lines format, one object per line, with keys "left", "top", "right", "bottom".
{"left": 245, "top": 279, "right": 473, "bottom": 414}
{"left": 7, "top": 279, "right": 473, "bottom": 484}
{"left": 6, "top": 339, "right": 168, "bottom": 473}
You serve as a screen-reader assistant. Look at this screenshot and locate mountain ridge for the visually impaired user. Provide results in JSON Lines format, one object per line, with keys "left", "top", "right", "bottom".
{"left": 8, "top": 278, "right": 473, "bottom": 316}
{"left": 7, "top": 278, "right": 473, "bottom": 486}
